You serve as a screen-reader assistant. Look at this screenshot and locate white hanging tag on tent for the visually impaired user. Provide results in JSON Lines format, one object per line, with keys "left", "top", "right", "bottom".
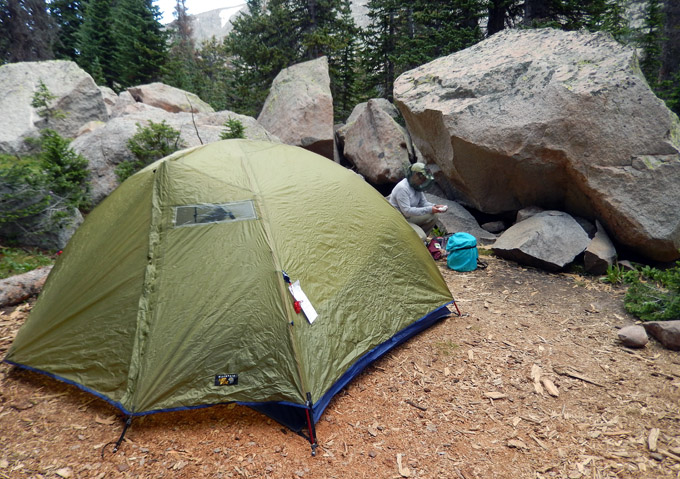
{"left": 288, "top": 280, "right": 318, "bottom": 324}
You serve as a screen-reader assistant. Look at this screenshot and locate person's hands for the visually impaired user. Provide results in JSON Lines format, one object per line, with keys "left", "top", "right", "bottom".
{"left": 432, "top": 205, "right": 447, "bottom": 213}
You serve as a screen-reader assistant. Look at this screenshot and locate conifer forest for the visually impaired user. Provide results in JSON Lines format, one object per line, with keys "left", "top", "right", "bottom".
{"left": 1, "top": 0, "right": 678, "bottom": 122}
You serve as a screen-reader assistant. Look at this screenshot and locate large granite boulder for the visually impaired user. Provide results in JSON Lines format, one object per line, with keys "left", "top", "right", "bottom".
{"left": 72, "top": 106, "right": 280, "bottom": 204}
{"left": 127, "top": 82, "right": 215, "bottom": 114}
{"left": 492, "top": 210, "right": 590, "bottom": 271}
{"left": 336, "top": 99, "right": 413, "bottom": 184}
{"left": 0, "top": 201, "right": 83, "bottom": 251}
{"left": 394, "top": 28, "right": 680, "bottom": 262}
{"left": 0, "top": 60, "right": 108, "bottom": 154}
{"left": 257, "top": 56, "right": 334, "bottom": 159}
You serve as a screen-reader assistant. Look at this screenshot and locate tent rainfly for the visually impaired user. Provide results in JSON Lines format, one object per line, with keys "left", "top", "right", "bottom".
{"left": 4, "top": 139, "right": 455, "bottom": 454}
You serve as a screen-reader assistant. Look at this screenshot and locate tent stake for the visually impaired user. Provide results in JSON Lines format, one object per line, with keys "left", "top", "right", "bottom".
{"left": 101, "top": 416, "right": 133, "bottom": 457}
{"left": 305, "top": 393, "right": 318, "bottom": 456}
{"left": 113, "top": 416, "right": 133, "bottom": 453}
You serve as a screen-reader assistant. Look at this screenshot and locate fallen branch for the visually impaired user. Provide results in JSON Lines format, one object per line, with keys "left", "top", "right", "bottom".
{"left": 661, "top": 449, "right": 680, "bottom": 463}
{"left": 553, "top": 366, "right": 605, "bottom": 388}
{"left": 0, "top": 266, "right": 53, "bottom": 308}
{"left": 405, "top": 400, "right": 427, "bottom": 412}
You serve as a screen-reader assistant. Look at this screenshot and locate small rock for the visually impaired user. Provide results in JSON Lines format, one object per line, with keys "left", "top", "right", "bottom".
{"left": 516, "top": 206, "right": 544, "bottom": 223}
{"left": 508, "top": 439, "right": 528, "bottom": 450}
{"left": 10, "top": 400, "right": 34, "bottom": 411}
{"left": 481, "top": 221, "right": 506, "bottom": 234}
{"left": 617, "top": 325, "right": 648, "bottom": 348}
{"left": 56, "top": 468, "right": 73, "bottom": 478}
{"left": 617, "top": 260, "right": 637, "bottom": 271}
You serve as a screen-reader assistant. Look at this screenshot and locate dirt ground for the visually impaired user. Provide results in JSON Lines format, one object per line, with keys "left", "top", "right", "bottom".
{"left": 1, "top": 255, "right": 679, "bottom": 479}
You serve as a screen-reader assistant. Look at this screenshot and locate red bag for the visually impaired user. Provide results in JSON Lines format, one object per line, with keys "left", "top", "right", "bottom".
{"left": 427, "top": 237, "right": 444, "bottom": 260}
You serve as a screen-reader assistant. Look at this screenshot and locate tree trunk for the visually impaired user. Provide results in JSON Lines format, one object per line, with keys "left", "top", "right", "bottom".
{"left": 487, "top": 0, "right": 508, "bottom": 36}
{"left": 524, "top": 0, "right": 552, "bottom": 25}
{"left": 0, "top": 266, "right": 53, "bottom": 308}
{"left": 659, "top": 0, "right": 680, "bottom": 83}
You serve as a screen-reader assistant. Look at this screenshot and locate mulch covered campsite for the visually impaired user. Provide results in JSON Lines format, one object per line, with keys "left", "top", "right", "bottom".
{"left": 2, "top": 256, "right": 679, "bottom": 479}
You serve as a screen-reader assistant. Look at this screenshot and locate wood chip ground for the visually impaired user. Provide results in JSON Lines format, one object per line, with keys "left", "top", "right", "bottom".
{"left": 1, "top": 256, "right": 679, "bottom": 478}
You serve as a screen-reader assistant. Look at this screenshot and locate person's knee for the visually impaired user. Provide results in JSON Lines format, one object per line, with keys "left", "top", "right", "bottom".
{"left": 408, "top": 222, "right": 427, "bottom": 242}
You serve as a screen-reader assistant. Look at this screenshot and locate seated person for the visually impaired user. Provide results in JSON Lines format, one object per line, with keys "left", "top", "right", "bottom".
{"left": 388, "top": 162, "right": 447, "bottom": 241}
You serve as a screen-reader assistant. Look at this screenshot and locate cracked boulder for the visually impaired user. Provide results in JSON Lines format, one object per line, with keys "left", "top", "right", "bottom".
{"left": 491, "top": 210, "right": 590, "bottom": 271}
{"left": 394, "top": 28, "right": 680, "bottom": 261}
{"left": 336, "top": 99, "right": 413, "bottom": 184}
{"left": 258, "top": 56, "right": 334, "bottom": 159}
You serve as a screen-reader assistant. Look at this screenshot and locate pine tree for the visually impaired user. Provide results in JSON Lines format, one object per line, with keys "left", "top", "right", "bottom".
{"left": 659, "top": 0, "right": 680, "bottom": 86}
{"left": 0, "top": 0, "right": 9, "bottom": 62}
{"left": 362, "top": 0, "right": 484, "bottom": 101}
{"left": 224, "top": 0, "right": 357, "bottom": 117}
{"left": 223, "top": 0, "right": 285, "bottom": 115}
{"left": 523, "top": 0, "right": 558, "bottom": 27}
{"left": 331, "top": 0, "right": 361, "bottom": 120}
{"left": 638, "top": 0, "right": 665, "bottom": 89}
{"left": 192, "top": 38, "right": 233, "bottom": 111}
{"left": 77, "top": 0, "right": 166, "bottom": 88}
{"left": 76, "top": 0, "right": 117, "bottom": 85}
{"left": 361, "top": 0, "right": 400, "bottom": 100}
{"left": 49, "top": 0, "right": 84, "bottom": 60}
{"left": 162, "top": 0, "right": 197, "bottom": 91}
{"left": 522, "top": 0, "right": 629, "bottom": 37}
{"left": 486, "top": 0, "right": 523, "bottom": 36}
{"left": 0, "top": 0, "right": 56, "bottom": 63}
{"left": 656, "top": 0, "right": 680, "bottom": 115}
{"left": 110, "top": 0, "right": 167, "bottom": 88}
{"left": 597, "top": 0, "right": 629, "bottom": 40}
{"left": 401, "top": 0, "right": 484, "bottom": 68}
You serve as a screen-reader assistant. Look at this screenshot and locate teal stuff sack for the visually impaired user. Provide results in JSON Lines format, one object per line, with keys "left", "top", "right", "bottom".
{"left": 446, "top": 232, "right": 478, "bottom": 271}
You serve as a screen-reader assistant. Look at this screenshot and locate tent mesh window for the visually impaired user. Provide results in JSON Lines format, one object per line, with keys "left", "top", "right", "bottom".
{"left": 173, "top": 201, "right": 257, "bottom": 227}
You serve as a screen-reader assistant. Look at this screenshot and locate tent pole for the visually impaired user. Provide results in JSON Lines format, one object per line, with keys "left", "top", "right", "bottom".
{"left": 305, "top": 393, "right": 318, "bottom": 456}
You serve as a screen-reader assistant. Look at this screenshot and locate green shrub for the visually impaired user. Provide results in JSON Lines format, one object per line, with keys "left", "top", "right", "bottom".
{"left": 0, "top": 130, "right": 90, "bottom": 243}
{"left": 219, "top": 117, "right": 245, "bottom": 140}
{"left": 39, "top": 129, "right": 91, "bottom": 210}
{"left": 31, "top": 80, "right": 66, "bottom": 123}
{"left": 116, "top": 121, "right": 185, "bottom": 182}
{"left": 603, "top": 262, "right": 627, "bottom": 285}
{"left": 0, "top": 246, "right": 54, "bottom": 280}
{"left": 0, "top": 83, "right": 90, "bottom": 250}
{"left": 0, "top": 161, "right": 52, "bottom": 226}
{"left": 622, "top": 261, "right": 680, "bottom": 321}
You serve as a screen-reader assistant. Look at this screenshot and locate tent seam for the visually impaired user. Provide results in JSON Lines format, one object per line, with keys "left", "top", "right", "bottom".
{"left": 237, "top": 142, "right": 310, "bottom": 404}
{"left": 120, "top": 161, "right": 167, "bottom": 413}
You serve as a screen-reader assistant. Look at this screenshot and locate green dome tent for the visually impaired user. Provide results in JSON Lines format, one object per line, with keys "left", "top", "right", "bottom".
{"left": 4, "top": 139, "right": 454, "bottom": 452}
